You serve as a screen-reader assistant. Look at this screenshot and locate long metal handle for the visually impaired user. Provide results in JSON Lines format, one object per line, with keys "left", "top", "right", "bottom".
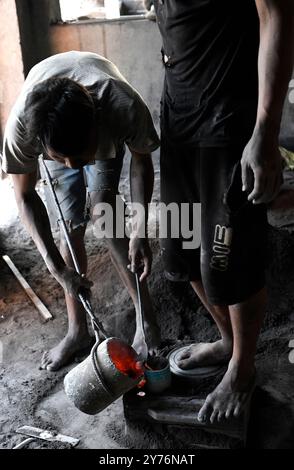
{"left": 40, "top": 156, "right": 108, "bottom": 340}
{"left": 135, "top": 272, "right": 148, "bottom": 361}
{"left": 135, "top": 273, "right": 145, "bottom": 336}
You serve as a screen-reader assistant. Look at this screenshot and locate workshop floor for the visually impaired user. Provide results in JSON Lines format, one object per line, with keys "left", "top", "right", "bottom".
{"left": 1, "top": 169, "right": 294, "bottom": 449}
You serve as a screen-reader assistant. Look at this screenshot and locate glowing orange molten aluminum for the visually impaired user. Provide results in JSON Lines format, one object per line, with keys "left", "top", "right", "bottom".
{"left": 64, "top": 337, "right": 146, "bottom": 415}
{"left": 108, "top": 339, "right": 146, "bottom": 387}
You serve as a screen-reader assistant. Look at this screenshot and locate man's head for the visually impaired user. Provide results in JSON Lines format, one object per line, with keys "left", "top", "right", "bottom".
{"left": 24, "top": 77, "right": 98, "bottom": 168}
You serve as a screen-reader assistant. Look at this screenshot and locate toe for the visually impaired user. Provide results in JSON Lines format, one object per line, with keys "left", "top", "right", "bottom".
{"left": 177, "top": 349, "right": 197, "bottom": 369}
{"left": 177, "top": 349, "right": 191, "bottom": 362}
{"left": 40, "top": 352, "right": 49, "bottom": 369}
{"left": 46, "top": 358, "right": 62, "bottom": 371}
{"left": 41, "top": 352, "right": 60, "bottom": 372}
{"left": 46, "top": 363, "right": 58, "bottom": 371}
{"left": 233, "top": 402, "right": 242, "bottom": 418}
{"left": 148, "top": 347, "right": 160, "bottom": 357}
{"left": 198, "top": 396, "right": 212, "bottom": 422}
{"left": 177, "top": 359, "right": 190, "bottom": 369}
{"left": 210, "top": 409, "right": 218, "bottom": 424}
{"left": 217, "top": 411, "right": 225, "bottom": 422}
{"left": 225, "top": 404, "right": 234, "bottom": 420}
{"left": 176, "top": 354, "right": 189, "bottom": 366}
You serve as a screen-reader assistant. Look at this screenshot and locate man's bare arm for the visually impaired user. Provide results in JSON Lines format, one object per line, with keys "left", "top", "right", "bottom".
{"left": 128, "top": 150, "right": 154, "bottom": 280}
{"left": 12, "top": 171, "right": 65, "bottom": 275}
{"left": 12, "top": 172, "right": 92, "bottom": 296}
{"left": 130, "top": 151, "right": 154, "bottom": 235}
{"left": 242, "top": 0, "right": 294, "bottom": 203}
{"left": 255, "top": 0, "right": 294, "bottom": 132}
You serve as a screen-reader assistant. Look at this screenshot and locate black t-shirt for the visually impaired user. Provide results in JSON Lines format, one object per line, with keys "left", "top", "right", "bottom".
{"left": 154, "top": 0, "right": 260, "bottom": 146}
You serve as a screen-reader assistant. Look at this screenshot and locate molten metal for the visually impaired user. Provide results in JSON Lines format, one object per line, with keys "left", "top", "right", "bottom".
{"left": 108, "top": 339, "right": 145, "bottom": 381}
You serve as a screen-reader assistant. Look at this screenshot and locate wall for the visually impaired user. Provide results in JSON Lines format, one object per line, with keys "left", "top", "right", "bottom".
{"left": 15, "top": 0, "right": 61, "bottom": 76}
{"left": 0, "top": 0, "right": 61, "bottom": 138}
{"left": 49, "top": 18, "right": 164, "bottom": 198}
{"left": 0, "top": 0, "right": 24, "bottom": 139}
{"left": 49, "top": 19, "right": 163, "bottom": 130}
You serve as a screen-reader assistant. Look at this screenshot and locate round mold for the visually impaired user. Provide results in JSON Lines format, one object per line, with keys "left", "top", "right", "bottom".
{"left": 168, "top": 344, "right": 226, "bottom": 380}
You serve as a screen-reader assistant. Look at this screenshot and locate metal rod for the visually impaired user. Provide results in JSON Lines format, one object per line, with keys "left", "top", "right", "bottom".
{"left": 135, "top": 273, "right": 145, "bottom": 335}
{"left": 40, "top": 156, "right": 108, "bottom": 340}
{"left": 13, "top": 438, "right": 35, "bottom": 450}
{"left": 40, "top": 159, "right": 81, "bottom": 275}
{"left": 135, "top": 272, "right": 148, "bottom": 361}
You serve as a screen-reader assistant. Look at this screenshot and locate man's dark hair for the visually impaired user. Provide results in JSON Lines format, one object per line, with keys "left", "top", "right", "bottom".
{"left": 24, "top": 77, "right": 96, "bottom": 156}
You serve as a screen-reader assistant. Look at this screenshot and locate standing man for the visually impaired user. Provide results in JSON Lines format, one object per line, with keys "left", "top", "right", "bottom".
{"left": 154, "top": 0, "right": 293, "bottom": 423}
{"left": 2, "top": 51, "right": 160, "bottom": 371}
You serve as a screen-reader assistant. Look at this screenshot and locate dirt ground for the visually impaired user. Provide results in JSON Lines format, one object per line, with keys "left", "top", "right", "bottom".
{"left": 1, "top": 165, "right": 294, "bottom": 449}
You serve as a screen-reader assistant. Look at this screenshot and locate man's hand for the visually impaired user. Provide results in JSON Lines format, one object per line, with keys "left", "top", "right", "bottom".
{"left": 243, "top": 0, "right": 294, "bottom": 205}
{"left": 241, "top": 129, "right": 283, "bottom": 204}
{"left": 54, "top": 265, "right": 93, "bottom": 299}
{"left": 128, "top": 236, "right": 152, "bottom": 281}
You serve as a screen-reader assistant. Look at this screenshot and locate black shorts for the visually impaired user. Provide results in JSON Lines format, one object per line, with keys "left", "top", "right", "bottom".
{"left": 160, "top": 137, "right": 268, "bottom": 306}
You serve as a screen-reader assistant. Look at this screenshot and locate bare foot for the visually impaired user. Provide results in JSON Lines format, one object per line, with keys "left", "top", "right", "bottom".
{"left": 40, "top": 332, "right": 93, "bottom": 371}
{"left": 132, "top": 320, "right": 161, "bottom": 358}
{"left": 177, "top": 340, "right": 232, "bottom": 369}
{"left": 197, "top": 361, "right": 256, "bottom": 424}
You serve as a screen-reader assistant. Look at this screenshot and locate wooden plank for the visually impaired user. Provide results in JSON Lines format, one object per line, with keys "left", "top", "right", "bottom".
{"left": 2, "top": 255, "right": 53, "bottom": 321}
{"left": 147, "top": 407, "right": 246, "bottom": 440}
{"left": 124, "top": 390, "right": 249, "bottom": 445}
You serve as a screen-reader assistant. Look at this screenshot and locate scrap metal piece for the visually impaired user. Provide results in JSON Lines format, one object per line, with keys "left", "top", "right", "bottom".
{"left": 16, "top": 426, "right": 79, "bottom": 447}
{"left": 13, "top": 438, "right": 35, "bottom": 450}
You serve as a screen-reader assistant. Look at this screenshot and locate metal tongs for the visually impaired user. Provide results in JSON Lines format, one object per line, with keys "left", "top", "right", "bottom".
{"left": 40, "top": 156, "right": 108, "bottom": 342}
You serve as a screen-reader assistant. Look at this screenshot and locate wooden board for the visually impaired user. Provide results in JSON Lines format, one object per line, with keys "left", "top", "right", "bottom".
{"left": 124, "top": 389, "right": 252, "bottom": 448}
{"left": 2, "top": 255, "right": 53, "bottom": 322}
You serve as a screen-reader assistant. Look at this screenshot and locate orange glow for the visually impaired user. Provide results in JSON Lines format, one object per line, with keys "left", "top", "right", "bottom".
{"left": 108, "top": 339, "right": 145, "bottom": 382}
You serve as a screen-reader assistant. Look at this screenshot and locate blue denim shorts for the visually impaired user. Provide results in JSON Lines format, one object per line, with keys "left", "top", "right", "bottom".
{"left": 40, "top": 154, "right": 124, "bottom": 231}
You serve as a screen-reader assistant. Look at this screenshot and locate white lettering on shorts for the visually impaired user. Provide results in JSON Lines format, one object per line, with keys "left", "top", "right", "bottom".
{"left": 210, "top": 225, "right": 233, "bottom": 272}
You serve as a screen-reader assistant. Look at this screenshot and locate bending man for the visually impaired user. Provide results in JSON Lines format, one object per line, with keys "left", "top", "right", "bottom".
{"left": 2, "top": 51, "right": 161, "bottom": 371}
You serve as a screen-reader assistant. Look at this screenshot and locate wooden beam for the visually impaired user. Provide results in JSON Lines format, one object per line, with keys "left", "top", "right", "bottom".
{"left": 2, "top": 255, "right": 53, "bottom": 321}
